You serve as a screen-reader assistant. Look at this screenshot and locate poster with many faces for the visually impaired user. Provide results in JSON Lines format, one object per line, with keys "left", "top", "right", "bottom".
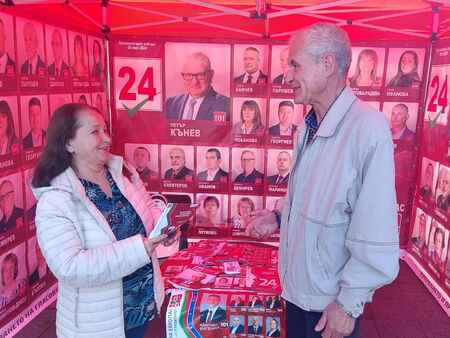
{"left": 407, "top": 40, "right": 450, "bottom": 315}
{"left": 111, "top": 35, "right": 428, "bottom": 248}
{"left": 0, "top": 11, "right": 106, "bottom": 329}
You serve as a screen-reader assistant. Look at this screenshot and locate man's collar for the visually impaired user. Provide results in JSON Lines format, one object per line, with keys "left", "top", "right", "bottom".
{"left": 315, "top": 86, "right": 357, "bottom": 138}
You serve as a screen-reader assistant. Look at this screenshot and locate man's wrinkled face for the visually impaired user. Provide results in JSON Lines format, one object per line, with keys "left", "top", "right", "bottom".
{"left": 182, "top": 56, "right": 213, "bottom": 99}
{"left": 252, "top": 317, "right": 260, "bottom": 326}
{"left": 208, "top": 295, "right": 220, "bottom": 307}
{"left": 170, "top": 149, "right": 186, "bottom": 171}
{"left": 51, "top": 30, "right": 63, "bottom": 63}
{"left": 280, "top": 47, "right": 290, "bottom": 74}
{"left": 0, "top": 181, "right": 14, "bottom": 216}
{"left": 240, "top": 151, "right": 255, "bottom": 174}
{"left": 233, "top": 317, "right": 240, "bottom": 326}
{"left": 286, "top": 43, "right": 326, "bottom": 105}
{"left": 243, "top": 49, "right": 260, "bottom": 75}
{"left": 390, "top": 105, "right": 408, "bottom": 129}
{"left": 23, "top": 23, "right": 38, "bottom": 61}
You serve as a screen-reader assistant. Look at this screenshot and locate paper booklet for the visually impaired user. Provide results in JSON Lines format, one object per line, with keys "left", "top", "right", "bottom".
{"left": 149, "top": 203, "right": 199, "bottom": 239}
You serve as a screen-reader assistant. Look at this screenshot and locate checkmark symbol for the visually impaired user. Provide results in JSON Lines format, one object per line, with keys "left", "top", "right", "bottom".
{"left": 122, "top": 97, "right": 149, "bottom": 118}
{"left": 428, "top": 104, "right": 447, "bottom": 130}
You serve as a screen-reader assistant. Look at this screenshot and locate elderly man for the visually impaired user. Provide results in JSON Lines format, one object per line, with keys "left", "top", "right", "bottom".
{"left": 133, "top": 146, "right": 156, "bottom": 179}
{"left": 268, "top": 101, "right": 297, "bottom": 136}
{"left": 200, "top": 294, "right": 226, "bottom": 323}
{"left": 234, "top": 47, "right": 268, "bottom": 84}
{"left": 230, "top": 316, "right": 245, "bottom": 334}
{"left": 246, "top": 23, "right": 398, "bottom": 338}
{"left": 20, "top": 22, "right": 45, "bottom": 75}
{"left": 197, "top": 148, "right": 228, "bottom": 182}
{"left": 0, "top": 179, "right": 24, "bottom": 234}
{"left": 247, "top": 316, "right": 262, "bottom": 334}
{"left": 47, "top": 29, "right": 69, "bottom": 76}
{"left": 164, "top": 147, "right": 194, "bottom": 180}
{"left": 166, "top": 52, "right": 230, "bottom": 121}
{"left": 234, "top": 150, "right": 264, "bottom": 183}
{"left": 390, "top": 103, "right": 415, "bottom": 140}
{"left": 0, "top": 18, "right": 15, "bottom": 74}
{"left": 273, "top": 47, "right": 290, "bottom": 84}
{"left": 267, "top": 151, "right": 291, "bottom": 185}
{"left": 23, "top": 97, "right": 46, "bottom": 149}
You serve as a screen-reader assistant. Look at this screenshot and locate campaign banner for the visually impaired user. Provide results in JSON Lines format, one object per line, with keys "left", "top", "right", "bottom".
{"left": 110, "top": 36, "right": 427, "bottom": 248}
{"left": 166, "top": 289, "right": 286, "bottom": 338}
{"left": 406, "top": 39, "right": 449, "bottom": 314}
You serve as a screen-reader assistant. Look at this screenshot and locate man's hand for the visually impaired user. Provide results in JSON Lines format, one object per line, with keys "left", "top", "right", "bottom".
{"left": 245, "top": 209, "right": 278, "bottom": 239}
{"left": 314, "top": 301, "right": 356, "bottom": 338}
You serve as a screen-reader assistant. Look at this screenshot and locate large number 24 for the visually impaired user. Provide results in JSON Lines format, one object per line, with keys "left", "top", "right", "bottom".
{"left": 427, "top": 74, "right": 448, "bottom": 113}
{"left": 118, "top": 66, "right": 157, "bottom": 101}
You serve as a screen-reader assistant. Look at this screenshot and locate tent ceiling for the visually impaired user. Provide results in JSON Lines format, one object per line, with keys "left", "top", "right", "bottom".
{"left": 2, "top": 0, "right": 450, "bottom": 42}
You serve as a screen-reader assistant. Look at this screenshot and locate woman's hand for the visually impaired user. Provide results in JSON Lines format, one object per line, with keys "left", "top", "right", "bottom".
{"left": 162, "top": 229, "right": 181, "bottom": 247}
{"left": 142, "top": 234, "right": 168, "bottom": 257}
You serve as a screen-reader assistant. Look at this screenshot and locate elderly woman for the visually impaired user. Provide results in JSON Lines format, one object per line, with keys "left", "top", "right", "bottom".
{"left": 233, "top": 100, "right": 265, "bottom": 135}
{"left": 0, "top": 101, "right": 19, "bottom": 156}
{"left": 387, "top": 50, "right": 421, "bottom": 88}
{"left": 349, "top": 49, "right": 379, "bottom": 87}
{"left": 0, "top": 253, "right": 26, "bottom": 307}
{"left": 230, "top": 197, "right": 255, "bottom": 229}
{"left": 71, "top": 35, "right": 88, "bottom": 78}
{"left": 197, "top": 196, "right": 220, "bottom": 227}
{"left": 31, "top": 104, "right": 176, "bottom": 337}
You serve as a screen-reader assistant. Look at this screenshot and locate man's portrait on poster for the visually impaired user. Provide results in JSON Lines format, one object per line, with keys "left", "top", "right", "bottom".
{"left": 197, "top": 147, "right": 228, "bottom": 182}
{"left": 272, "top": 47, "right": 290, "bottom": 84}
{"left": 0, "top": 178, "right": 24, "bottom": 234}
{"left": 23, "top": 97, "right": 47, "bottom": 149}
{"left": 0, "top": 16, "right": 16, "bottom": 74}
{"left": 165, "top": 46, "right": 230, "bottom": 121}
{"left": 419, "top": 160, "right": 435, "bottom": 201}
{"left": 47, "top": 28, "right": 69, "bottom": 77}
{"left": 20, "top": 22, "right": 45, "bottom": 75}
{"left": 163, "top": 146, "right": 194, "bottom": 180}
{"left": 268, "top": 100, "right": 297, "bottom": 136}
{"left": 234, "top": 46, "right": 268, "bottom": 84}
{"left": 200, "top": 294, "right": 226, "bottom": 323}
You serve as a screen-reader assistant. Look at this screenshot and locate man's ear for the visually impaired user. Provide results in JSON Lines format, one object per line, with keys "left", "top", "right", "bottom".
{"left": 322, "top": 53, "right": 337, "bottom": 77}
{"left": 209, "top": 69, "right": 215, "bottom": 79}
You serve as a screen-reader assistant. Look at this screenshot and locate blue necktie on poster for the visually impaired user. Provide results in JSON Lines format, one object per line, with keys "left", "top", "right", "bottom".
{"left": 186, "top": 99, "right": 197, "bottom": 120}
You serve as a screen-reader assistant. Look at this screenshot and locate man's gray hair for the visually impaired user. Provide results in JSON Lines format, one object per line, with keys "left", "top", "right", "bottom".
{"left": 185, "top": 52, "right": 211, "bottom": 71}
{"left": 290, "top": 22, "right": 352, "bottom": 76}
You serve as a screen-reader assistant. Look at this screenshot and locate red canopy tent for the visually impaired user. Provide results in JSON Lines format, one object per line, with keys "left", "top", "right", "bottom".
{"left": 2, "top": 0, "right": 450, "bottom": 42}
